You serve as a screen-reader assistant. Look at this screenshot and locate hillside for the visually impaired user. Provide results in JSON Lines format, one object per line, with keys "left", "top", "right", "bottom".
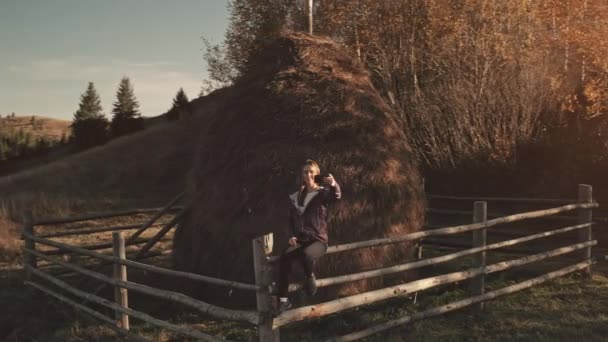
{"left": 0, "top": 100, "right": 215, "bottom": 260}
{"left": 0, "top": 114, "right": 71, "bottom": 141}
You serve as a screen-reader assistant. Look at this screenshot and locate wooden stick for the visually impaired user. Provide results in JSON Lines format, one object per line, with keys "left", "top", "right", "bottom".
{"left": 269, "top": 219, "right": 593, "bottom": 264}
{"left": 308, "top": 0, "right": 314, "bottom": 34}
{"left": 326, "top": 259, "right": 593, "bottom": 342}
{"left": 273, "top": 240, "right": 595, "bottom": 328}
{"left": 135, "top": 210, "right": 184, "bottom": 258}
{"left": 578, "top": 184, "right": 593, "bottom": 276}
{"left": 420, "top": 239, "right": 538, "bottom": 255}
{"left": 34, "top": 206, "right": 184, "bottom": 226}
{"left": 252, "top": 234, "right": 280, "bottom": 341}
{"left": 113, "top": 232, "right": 129, "bottom": 330}
{"left": 483, "top": 240, "right": 595, "bottom": 273}
{"left": 42, "top": 237, "right": 161, "bottom": 256}
{"left": 126, "top": 192, "right": 184, "bottom": 244}
{"left": 25, "top": 248, "right": 262, "bottom": 325}
{"left": 38, "top": 222, "right": 165, "bottom": 239}
{"left": 325, "top": 202, "right": 597, "bottom": 255}
{"left": 25, "top": 268, "right": 227, "bottom": 342}
{"left": 426, "top": 194, "right": 575, "bottom": 204}
{"left": 470, "top": 201, "right": 487, "bottom": 313}
{"left": 51, "top": 249, "right": 173, "bottom": 279}
{"left": 24, "top": 280, "right": 151, "bottom": 342}
{"left": 23, "top": 232, "right": 258, "bottom": 290}
{"left": 296, "top": 222, "right": 593, "bottom": 290}
{"left": 22, "top": 209, "right": 36, "bottom": 280}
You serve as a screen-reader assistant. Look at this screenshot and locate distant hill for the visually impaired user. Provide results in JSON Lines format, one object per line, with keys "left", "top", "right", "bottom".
{"left": 0, "top": 114, "right": 71, "bottom": 141}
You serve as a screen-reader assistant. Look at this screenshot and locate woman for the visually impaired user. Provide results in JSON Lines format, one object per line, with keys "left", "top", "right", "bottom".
{"left": 277, "top": 159, "right": 341, "bottom": 312}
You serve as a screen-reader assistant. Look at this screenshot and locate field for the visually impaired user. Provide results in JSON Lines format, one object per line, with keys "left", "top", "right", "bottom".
{"left": 2, "top": 208, "right": 608, "bottom": 341}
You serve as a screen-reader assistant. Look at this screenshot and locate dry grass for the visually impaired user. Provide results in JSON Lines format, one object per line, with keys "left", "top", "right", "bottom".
{"left": 0, "top": 114, "right": 199, "bottom": 262}
{"left": 0, "top": 114, "right": 71, "bottom": 140}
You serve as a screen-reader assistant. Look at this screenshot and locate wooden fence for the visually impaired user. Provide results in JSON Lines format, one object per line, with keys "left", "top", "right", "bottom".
{"left": 21, "top": 185, "right": 599, "bottom": 341}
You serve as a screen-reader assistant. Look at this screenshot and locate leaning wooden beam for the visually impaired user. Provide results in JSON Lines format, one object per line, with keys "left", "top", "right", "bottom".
{"left": 25, "top": 248, "right": 261, "bottom": 325}
{"left": 426, "top": 208, "right": 607, "bottom": 223}
{"left": 306, "top": 222, "right": 593, "bottom": 290}
{"left": 24, "top": 281, "right": 151, "bottom": 342}
{"left": 38, "top": 222, "right": 166, "bottom": 239}
{"left": 126, "top": 192, "right": 184, "bottom": 244}
{"left": 273, "top": 240, "right": 595, "bottom": 328}
{"left": 326, "top": 202, "right": 598, "bottom": 255}
{"left": 326, "top": 259, "right": 594, "bottom": 342}
{"left": 420, "top": 239, "right": 540, "bottom": 255}
{"left": 23, "top": 232, "right": 259, "bottom": 290}
{"left": 426, "top": 194, "right": 575, "bottom": 204}
{"left": 26, "top": 267, "right": 227, "bottom": 342}
{"left": 135, "top": 210, "right": 185, "bottom": 259}
{"left": 34, "top": 206, "right": 184, "bottom": 226}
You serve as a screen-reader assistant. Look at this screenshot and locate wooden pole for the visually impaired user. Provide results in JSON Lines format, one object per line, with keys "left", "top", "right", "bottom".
{"left": 22, "top": 209, "right": 36, "bottom": 281}
{"left": 253, "top": 234, "right": 279, "bottom": 342}
{"left": 126, "top": 192, "right": 184, "bottom": 244}
{"left": 42, "top": 236, "right": 160, "bottom": 256}
{"left": 325, "top": 202, "right": 596, "bottom": 255}
{"left": 470, "top": 201, "right": 487, "bottom": 313}
{"left": 274, "top": 240, "right": 594, "bottom": 328}
{"left": 24, "top": 231, "right": 259, "bottom": 291}
{"left": 326, "top": 259, "right": 593, "bottom": 342}
{"left": 135, "top": 210, "right": 184, "bottom": 258}
{"left": 34, "top": 206, "right": 183, "bottom": 226}
{"left": 25, "top": 269, "right": 226, "bottom": 342}
{"left": 308, "top": 0, "right": 313, "bottom": 34}
{"left": 112, "top": 232, "right": 129, "bottom": 330}
{"left": 426, "top": 194, "right": 574, "bottom": 204}
{"left": 26, "top": 247, "right": 262, "bottom": 324}
{"left": 24, "top": 281, "right": 150, "bottom": 342}
{"left": 578, "top": 184, "right": 593, "bottom": 276}
{"left": 38, "top": 222, "right": 164, "bottom": 239}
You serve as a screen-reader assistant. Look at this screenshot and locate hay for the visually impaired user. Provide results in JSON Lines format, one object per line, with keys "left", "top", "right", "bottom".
{"left": 172, "top": 32, "right": 425, "bottom": 307}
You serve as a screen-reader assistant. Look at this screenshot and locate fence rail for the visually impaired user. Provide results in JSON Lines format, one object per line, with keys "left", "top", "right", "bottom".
{"left": 21, "top": 184, "right": 600, "bottom": 341}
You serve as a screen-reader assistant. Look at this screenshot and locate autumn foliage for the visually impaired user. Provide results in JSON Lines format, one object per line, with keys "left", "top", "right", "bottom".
{"left": 210, "top": 0, "right": 608, "bottom": 194}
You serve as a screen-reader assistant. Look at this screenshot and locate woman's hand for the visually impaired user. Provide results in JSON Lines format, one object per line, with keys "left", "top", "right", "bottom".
{"left": 323, "top": 173, "right": 337, "bottom": 187}
{"left": 288, "top": 237, "right": 298, "bottom": 246}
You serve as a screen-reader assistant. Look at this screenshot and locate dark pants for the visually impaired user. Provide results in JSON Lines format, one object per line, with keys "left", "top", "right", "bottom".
{"left": 278, "top": 240, "right": 327, "bottom": 297}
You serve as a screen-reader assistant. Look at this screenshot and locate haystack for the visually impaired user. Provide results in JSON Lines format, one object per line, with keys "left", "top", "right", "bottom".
{"left": 172, "top": 32, "right": 425, "bottom": 306}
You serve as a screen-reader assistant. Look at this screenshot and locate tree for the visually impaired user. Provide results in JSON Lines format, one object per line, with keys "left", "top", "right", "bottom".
{"left": 0, "top": 139, "right": 7, "bottom": 161}
{"left": 60, "top": 131, "right": 68, "bottom": 145}
{"left": 35, "top": 136, "right": 51, "bottom": 154}
{"left": 71, "top": 82, "right": 109, "bottom": 149}
{"left": 166, "top": 88, "right": 190, "bottom": 121}
{"left": 110, "top": 77, "right": 144, "bottom": 138}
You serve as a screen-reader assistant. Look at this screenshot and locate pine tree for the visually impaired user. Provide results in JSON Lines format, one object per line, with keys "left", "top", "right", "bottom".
{"left": 110, "top": 77, "right": 143, "bottom": 137}
{"left": 0, "top": 139, "right": 7, "bottom": 161}
{"left": 166, "top": 88, "right": 189, "bottom": 121}
{"left": 71, "top": 82, "right": 109, "bottom": 149}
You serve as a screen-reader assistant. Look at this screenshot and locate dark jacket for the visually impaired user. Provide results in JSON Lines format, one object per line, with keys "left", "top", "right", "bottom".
{"left": 287, "top": 182, "right": 341, "bottom": 245}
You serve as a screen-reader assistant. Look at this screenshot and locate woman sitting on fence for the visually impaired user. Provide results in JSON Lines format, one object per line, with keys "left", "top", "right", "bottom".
{"left": 276, "top": 159, "right": 341, "bottom": 312}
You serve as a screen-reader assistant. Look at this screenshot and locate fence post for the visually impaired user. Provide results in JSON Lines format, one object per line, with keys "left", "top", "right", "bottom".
{"left": 308, "top": 0, "right": 314, "bottom": 34}
{"left": 112, "top": 232, "right": 129, "bottom": 330}
{"left": 578, "top": 184, "right": 593, "bottom": 276}
{"left": 22, "top": 209, "right": 36, "bottom": 281}
{"left": 253, "top": 233, "right": 279, "bottom": 342}
{"left": 470, "top": 201, "right": 487, "bottom": 313}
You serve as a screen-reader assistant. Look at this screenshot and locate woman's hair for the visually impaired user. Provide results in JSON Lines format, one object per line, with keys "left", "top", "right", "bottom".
{"left": 298, "top": 159, "right": 321, "bottom": 206}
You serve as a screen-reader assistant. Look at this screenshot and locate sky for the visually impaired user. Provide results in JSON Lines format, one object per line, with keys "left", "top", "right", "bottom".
{"left": 0, "top": 0, "right": 229, "bottom": 120}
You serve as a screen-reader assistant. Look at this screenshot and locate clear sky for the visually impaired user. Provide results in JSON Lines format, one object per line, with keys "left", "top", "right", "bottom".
{"left": 0, "top": 0, "right": 229, "bottom": 120}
